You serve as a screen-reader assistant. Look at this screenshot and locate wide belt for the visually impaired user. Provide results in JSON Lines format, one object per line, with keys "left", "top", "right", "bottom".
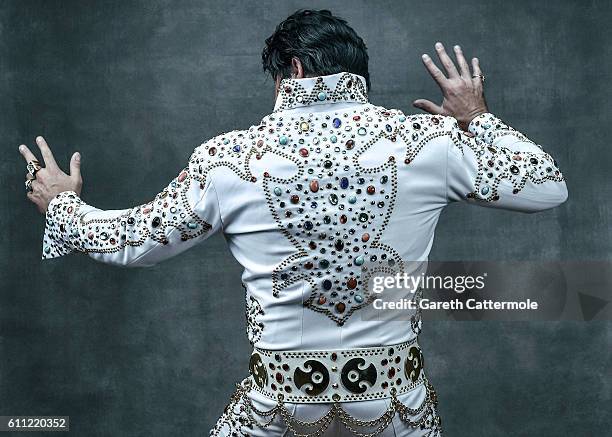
{"left": 247, "top": 338, "right": 425, "bottom": 403}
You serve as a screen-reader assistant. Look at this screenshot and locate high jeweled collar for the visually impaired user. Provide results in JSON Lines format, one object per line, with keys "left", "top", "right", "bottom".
{"left": 273, "top": 72, "right": 368, "bottom": 112}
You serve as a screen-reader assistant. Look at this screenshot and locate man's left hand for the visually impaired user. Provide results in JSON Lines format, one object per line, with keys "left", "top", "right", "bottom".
{"left": 19, "top": 136, "right": 82, "bottom": 214}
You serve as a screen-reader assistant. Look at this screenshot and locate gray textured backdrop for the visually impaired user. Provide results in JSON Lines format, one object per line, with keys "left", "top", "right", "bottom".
{"left": 1, "top": 1, "right": 610, "bottom": 436}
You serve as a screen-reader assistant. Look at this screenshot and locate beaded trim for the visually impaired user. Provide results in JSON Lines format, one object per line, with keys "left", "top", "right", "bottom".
{"left": 209, "top": 376, "right": 442, "bottom": 437}
{"left": 248, "top": 339, "right": 425, "bottom": 403}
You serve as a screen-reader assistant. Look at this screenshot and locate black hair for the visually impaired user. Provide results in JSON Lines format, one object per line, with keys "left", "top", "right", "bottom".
{"left": 262, "top": 9, "right": 370, "bottom": 90}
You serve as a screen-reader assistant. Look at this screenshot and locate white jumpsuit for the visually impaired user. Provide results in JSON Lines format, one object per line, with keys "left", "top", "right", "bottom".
{"left": 41, "top": 72, "right": 567, "bottom": 436}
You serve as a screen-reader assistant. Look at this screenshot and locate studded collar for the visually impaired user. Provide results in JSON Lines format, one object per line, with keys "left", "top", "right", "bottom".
{"left": 273, "top": 72, "right": 369, "bottom": 113}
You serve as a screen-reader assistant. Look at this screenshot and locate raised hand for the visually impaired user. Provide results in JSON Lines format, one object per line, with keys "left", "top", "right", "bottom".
{"left": 19, "top": 136, "right": 82, "bottom": 213}
{"left": 413, "top": 42, "right": 489, "bottom": 131}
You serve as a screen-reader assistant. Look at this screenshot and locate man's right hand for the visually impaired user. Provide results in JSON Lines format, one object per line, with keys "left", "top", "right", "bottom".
{"left": 413, "top": 42, "right": 489, "bottom": 131}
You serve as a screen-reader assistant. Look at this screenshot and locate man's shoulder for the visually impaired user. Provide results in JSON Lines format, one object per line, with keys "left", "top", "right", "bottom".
{"left": 368, "top": 104, "right": 458, "bottom": 131}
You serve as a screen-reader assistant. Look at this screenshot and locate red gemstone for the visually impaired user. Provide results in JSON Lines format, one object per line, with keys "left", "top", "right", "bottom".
{"left": 362, "top": 233, "right": 370, "bottom": 242}
{"left": 347, "top": 277, "right": 357, "bottom": 289}
{"left": 345, "top": 140, "right": 354, "bottom": 150}
{"left": 284, "top": 85, "right": 292, "bottom": 93}
{"left": 87, "top": 232, "right": 94, "bottom": 240}
{"left": 310, "top": 180, "right": 319, "bottom": 192}
{"left": 304, "top": 262, "right": 314, "bottom": 269}
{"left": 340, "top": 214, "right": 347, "bottom": 224}
{"left": 290, "top": 195, "right": 299, "bottom": 204}
{"left": 367, "top": 186, "right": 375, "bottom": 195}
{"left": 299, "top": 148, "right": 309, "bottom": 157}
{"left": 208, "top": 147, "right": 216, "bottom": 156}
{"left": 336, "top": 302, "right": 346, "bottom": 313}
{"left": 178, "top": 171, "right": 188, "bottom": 182}
{"left": 353, "top": 115, "right": 361, "bottom": 121}
{"left": 318, "top": 295, "right": 327, "bottom": 305}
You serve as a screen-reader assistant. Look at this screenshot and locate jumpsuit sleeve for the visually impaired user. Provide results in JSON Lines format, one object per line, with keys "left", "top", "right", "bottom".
{"left": 446, "top": 112, "right": 568, "bottom": 212}
{"left": 41, "top": 141, "right": 223, "bottom": 267}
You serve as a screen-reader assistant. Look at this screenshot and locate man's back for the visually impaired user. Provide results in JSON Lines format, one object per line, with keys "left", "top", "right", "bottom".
{"left": 184, "top": 72, "right": 567, "bottom": 351}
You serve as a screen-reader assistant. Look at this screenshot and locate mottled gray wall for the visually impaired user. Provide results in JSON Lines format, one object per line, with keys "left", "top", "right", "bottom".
{"left": 1, "top": 1, "right": 610, "bottom": 436}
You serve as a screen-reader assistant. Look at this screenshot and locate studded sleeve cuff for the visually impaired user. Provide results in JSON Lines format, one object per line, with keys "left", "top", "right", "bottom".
{"left": 447, "top": 113, "right": 568, "bottom": 212}
{"left": 42, "top": 191, "right": 88, "bottom": 259}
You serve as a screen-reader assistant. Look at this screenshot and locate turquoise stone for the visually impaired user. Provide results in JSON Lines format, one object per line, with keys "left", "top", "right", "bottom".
{"left": 44, "top": 246, "right": 51, "bottom": 254}
{"left": 358, "top": 127, "right": 367, "bottom": 136}
{"left": 348, "top": 195, "right": 357, "bottom": 204}
{"left": 274, "top": 187, "right": 282, "bottom": 196}
{"left": 317, "top": 91, "right": 327, "bottom": 101}
{"left": 279, "top": 135, "right": 288, "bottom": 145}
{"left": 330, "top": 135, "right": 337, "bottom": 143}
{"left": 399, "top": 116, "right": 406, "bottom": 122}
{"left": 354, "top": 255, "right": 364, "bottom": 266}
{"left": 354, "top": 294, "right": 364, "bottom": 303}
{"left": 187, "top": 222, "right": 198, "bottom": 229}
{"left": 223, "top": 138, "right": 230, "bottom": 144}
{"left": 481, "top": 185, "right": 490, "bottom": 195}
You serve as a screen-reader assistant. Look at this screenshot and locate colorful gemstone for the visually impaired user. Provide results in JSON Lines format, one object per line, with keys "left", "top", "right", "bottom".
{"left": 274, "top": 187, "right": 282, "bottom": 196}
{"left": 333, "top": 118, "right": 342, "bottom": 128}
{"left": 299, "top": 148, "right": 309, "bottom": 157}
{"left": 279, "top": 136, "right": 288, "bottom": 145}
{"left": 367, "top": 186, "right": 376, "bottom": 195}
{"left": 335, "top": 302, "right": 346, "bottom": 313}
{"left": 358, "top": 127, "right": 367, "bottom": 136}
{"left": 347, "top": 277, "right": 357, "bottom": 289}
{"left": 310, "top": 180, "right": 319, "bottom": 192}
{"left": 300, "top": 122, "right": 310, "bottom": 131}
{"left": 330, "top": 135, "right": 337, "bottom": 143}
{"left": 354, "top": 256, "right": 364, "bottom": 266}
{"left": 345, "top": 139, "right": 354, "bottom": 149}
{"left": 348, "top": 195, "right": 357, "bottom": 204}
{"left": 317, "top": 91, "right": 327, "bottom": 101}
{"left": 362, "top": 233, "right": 370, "bottom": 242}
{"left": 340, "top": 177, "right": 349, "bottom": 189}
{"left": 354, "top": 294, "right": 364, "bottom": 303}
{"left": 291, "top": 194, "right": 299, "bottom": 204}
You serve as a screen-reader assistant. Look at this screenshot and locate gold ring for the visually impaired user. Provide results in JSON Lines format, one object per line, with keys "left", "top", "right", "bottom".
{"left": 26, "top": 160, "right": 42, "bottom": 178}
